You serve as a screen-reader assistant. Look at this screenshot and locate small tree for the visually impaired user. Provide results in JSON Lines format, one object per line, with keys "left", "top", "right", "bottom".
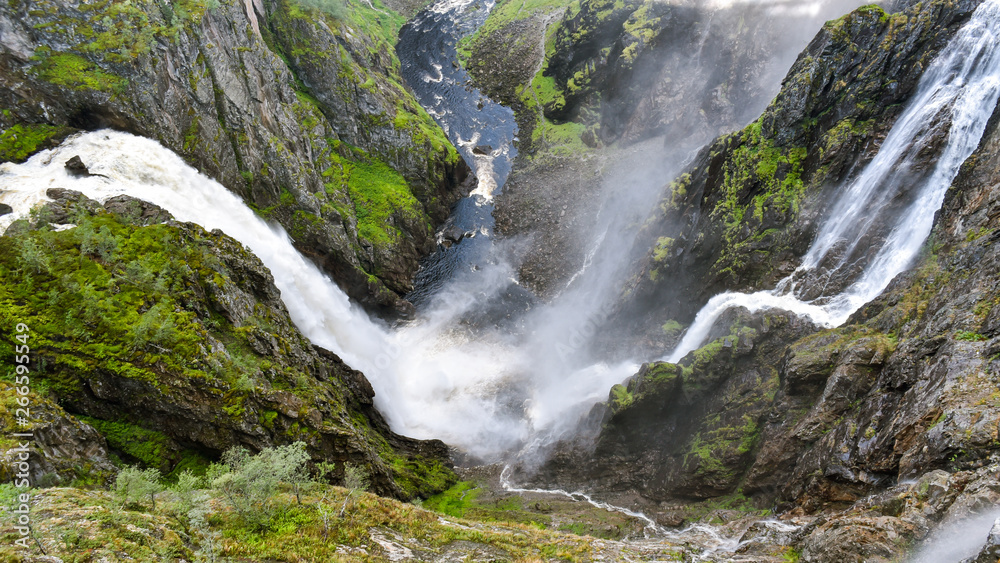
{"left": 114, "top": 466, "right": 164, "bottom": 511}
{"left": 169, "top": 470, "right": 203, "bottom": 516}
{"left": 338, "top": 462, "right": 370, "bottom": 517}
{"left": 188, "top": 497, "right": 222, "bottom": 563}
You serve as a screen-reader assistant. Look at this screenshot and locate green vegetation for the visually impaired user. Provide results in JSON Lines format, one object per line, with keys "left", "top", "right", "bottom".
{"left": 680, "top": 490, "right": 768, "bottom": 523}
{"left": 493, "top": 0, "right": 573, "bottom": 35}
{"left": 33, "top": 0, "right": 215, "bottom": 64}
{"left": 210, "top": 442, "right": 311, "bottom": 528}
{"left": 423, "top": 480, "right": 481, "bottom": 517}
{"left": 114, "top": 466, "right": 164, "bottom": 510}
{"left": 79, "top": 416, "right": 174, "bottom": 470}
{"left": 0, "top": 469, "right": 612, "bottom": 561}
{"left": 783, "top": 547, "right": 803, "bottom": 562}
{"left": 955, "top": 330, "right": 987, "bottom": 342}
{"left": 0, "top": 214, "right": 211, "bottom": 387}
{"left": 661, "top": 320, "right": 683, "bottom": 339}
{"left": 0, "top": 123, "right": 73, "bottom": 163}
{"left": 711, "top": 118, "right": 808, "bottom": 278}
{"left": 267, "top": 0, "right": 459, "bottom": 258}
{"left": 297, "top": 0, "right": 346, "bottom": 19}
{"left": 32, "top": 52, "right": 128, "bottom": 94}
{"left": 346, "top": 158, "right": 422, "bottom": 249}
{"left": 389, "top": 454, "right": 457, "bottom": 499}
{"left": 610, "top": 383, "right": 633, "bottom": 410}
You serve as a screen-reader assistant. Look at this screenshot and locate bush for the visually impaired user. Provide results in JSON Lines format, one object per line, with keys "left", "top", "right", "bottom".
{"left": 169, "top": 470, "right": 203, "bottom": 516}
{"left": 114, "top": 466, "right": 164, "bottom": 510}
{"left": 210, "top": 442, "right": 310, "bottom": 527}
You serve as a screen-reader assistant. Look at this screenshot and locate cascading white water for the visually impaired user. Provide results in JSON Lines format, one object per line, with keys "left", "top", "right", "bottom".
{"left": 666, "top": 0, "right": 1000, "bottom": 363}
{"left": 0, "top": 130, "right": 637, "bottom": 460}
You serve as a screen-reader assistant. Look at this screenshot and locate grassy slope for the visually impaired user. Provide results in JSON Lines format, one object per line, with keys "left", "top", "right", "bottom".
{"left": 0, "top": 484, "right": 677, "bottom": 562}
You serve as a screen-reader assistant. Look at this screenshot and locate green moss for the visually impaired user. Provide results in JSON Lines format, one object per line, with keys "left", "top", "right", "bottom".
{"left": 32, "top": 52, "right": 128, "bottom": 93}
{"left": 0, "top": 123, "right": 71, "bottom": 163}
{"left": 652, "top": 237, "right": 674, "bottom": 262}
{"left": 79, "top": 416, "right": 174, "bottom": 469}
{"left": 346, "top": 158, "right": 421, "bottom": 249}
{"left": 955, "top": 331, "right": 987, "bottom": 342}
{"left": 473, "top": 0, "right": 573, "bottom": 44}
{"left": 610, "top": 383, "right": 633, "bottom": 410}
{"left": 709, "top": 118, "right": 809, "bottom": 278}
{"left": 661, "top": 320, "right": 683, "bottom": 337}
{"left": 389, "top": 454, "right": 458, "bottom": 500}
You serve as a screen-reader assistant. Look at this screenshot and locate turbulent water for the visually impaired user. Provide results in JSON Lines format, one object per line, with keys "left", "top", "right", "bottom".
{"left": 666, "top": 0, "right": 1000, "bottom": 362}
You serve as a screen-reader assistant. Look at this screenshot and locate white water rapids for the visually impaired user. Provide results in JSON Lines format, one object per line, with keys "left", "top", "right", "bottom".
{"left": 666, "top": 0, "right": 1000, "bottom": 363}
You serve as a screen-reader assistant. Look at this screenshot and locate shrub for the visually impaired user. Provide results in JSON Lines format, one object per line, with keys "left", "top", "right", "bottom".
{"left": 114, "top": 466, "right": 164, "bottom": 510}
{"left": 209, "top": 442, "right": 310, "bottom": 527}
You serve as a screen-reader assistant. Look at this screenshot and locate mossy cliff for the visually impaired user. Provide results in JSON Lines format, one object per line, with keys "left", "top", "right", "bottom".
{"left": 0, "top": 0, "right": 470, "bottom": 318}
{"left": 617, "top": 0, "right": 981, "bottom": 337}
{"left": 0, "top": 190, "right": 455, "bottom": 499}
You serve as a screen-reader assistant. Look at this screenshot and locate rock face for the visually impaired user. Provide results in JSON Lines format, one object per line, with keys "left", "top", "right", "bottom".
{"left": 0, "top": 0, "right": 471, "bottom": 317}
{"left": 0, "top": 380, "right": 116, "bottom": 487}
{"left": 0, "top": 191, "right": 455, "bottom": 499}
{"left": 537, "top": 309, "right": 818, "bottom": 500}
{"left": 474, "top": 0, "right": 902, "bottom": 297}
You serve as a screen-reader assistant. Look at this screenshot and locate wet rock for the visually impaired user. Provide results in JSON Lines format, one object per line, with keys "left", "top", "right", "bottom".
{"left": 441, "top": 225, "right": 467, "bottom": 245}
{"left": 103, "top": 195, "right": 172, "bottom": 226}
{"left": 40, "top": 188, "right": 103, "bottom": 224}
{"left": 618, "top": 0, "right": 981, "bottom": 336}
{"left": 0, "top": 203, "right": 12, "bottom": 217}
{"left": 799, "top": 516, "right": 919, "bottom": 562}
{"left": 64, "top": 155, "right": 92, "bottom": 177}
{"left": 472, "top": 144, "right": 492, "bottom": 155}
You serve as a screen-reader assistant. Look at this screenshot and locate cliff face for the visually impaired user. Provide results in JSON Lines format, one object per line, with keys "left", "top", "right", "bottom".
{"left": 0, "top": 0, "right": 471, "bottom": 317}
{"left": 0, "top": 191, "right": 455, "bottom": 499}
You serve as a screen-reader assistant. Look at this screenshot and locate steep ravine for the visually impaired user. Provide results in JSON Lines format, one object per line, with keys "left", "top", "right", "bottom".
{"left": 470, "top": 0, "right": 1000, "bottom": 560}
{"left": 1, "top": 0, "right": 1000, "bottom": 560}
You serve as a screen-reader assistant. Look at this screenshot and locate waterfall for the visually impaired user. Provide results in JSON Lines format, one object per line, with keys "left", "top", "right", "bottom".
{"left": 0, "top": 130, "right": 638, "bottom": 460}
{"left": 666, "top": 0, "right": 1000, "bottom": 363}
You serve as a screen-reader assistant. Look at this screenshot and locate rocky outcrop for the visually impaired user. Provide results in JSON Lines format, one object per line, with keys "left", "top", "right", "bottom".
{"left": 0, "top": 0, "right": 471, "bottom": 317}
{"left": 535, "top": 309, "right": 818, "bottom": 500}
{"left": 0, "top": 191, "right": 455, "bottom": 499}
{"left": 0, "top": 381, "right": 116, "bottom": 487}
